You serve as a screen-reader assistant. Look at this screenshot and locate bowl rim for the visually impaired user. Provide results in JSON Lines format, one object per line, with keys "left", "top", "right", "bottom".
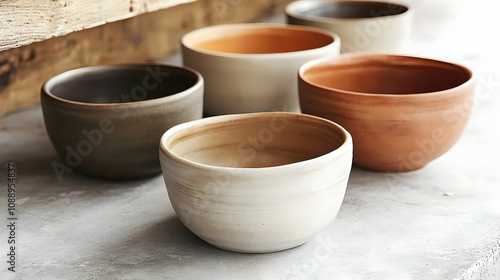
{"left": 159, "top": 112, "right": 352, "bottom": 172}
{"left": 285, "top": 0, "right": 411, "bottom": 23}
{"left": 41, "top": 64, "right": 203, "bottom": 108}
{"left": 181, "top": 23, "right": 341, "bottom": 58}
{"left": 298, "top": 53, "right": 475, "bottom": 97}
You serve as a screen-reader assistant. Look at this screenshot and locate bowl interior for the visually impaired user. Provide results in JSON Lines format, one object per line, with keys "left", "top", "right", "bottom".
{"left": 165, "top": 114, "right": 346, "bottom": 168}
{"left": 302, "top": 55, "right": 472, "bottom": 94}
{"left": 45, "top": 65, "right": 199, "bottom": 104}
{"left": 185, "top": 26, "right": 334, "bottom": 54}
{"left": 289, "top": 1, "right": 408, "bottom": 19}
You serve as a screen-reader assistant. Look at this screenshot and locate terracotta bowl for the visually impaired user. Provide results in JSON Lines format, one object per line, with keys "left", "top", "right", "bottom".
{"left": 41, "top": 64, "right": 203, "bottom": 179}
{"left": 159, "top": 112, "right": 352, "bottom": 253}
{"left": 298, "top": 54, "right": 474, "bottom": 172}
{"left": 286, "top": 0, "right": 412, "bottom": 53}
{"left": 181, "top": 23, "right": 340, "bottom": 115}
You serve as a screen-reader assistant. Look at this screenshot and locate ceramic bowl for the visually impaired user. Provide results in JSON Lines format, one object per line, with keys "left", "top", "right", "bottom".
{"left": 159, "top": 112, "right": 352, "bottom": 253}
{"left": 181, "top": 23, "right": 340, "bottom": 115}
{"left": 41, "top": 64, "right": 203, "bottom": 179}
{"left": 298, "top": 54, "right": 474, "bottom": 172}
{"left": 286, "top": 0, "right": 412, "bottom": 53}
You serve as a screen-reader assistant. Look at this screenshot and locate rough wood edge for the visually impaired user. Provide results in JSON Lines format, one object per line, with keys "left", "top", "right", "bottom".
{"left": 0, "top": 0, "right": 195, "bottom": 52}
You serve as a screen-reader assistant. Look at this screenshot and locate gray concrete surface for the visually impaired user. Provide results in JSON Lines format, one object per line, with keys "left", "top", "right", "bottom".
{"left": 1, "top": 0, "right": 500, "bottom": 279}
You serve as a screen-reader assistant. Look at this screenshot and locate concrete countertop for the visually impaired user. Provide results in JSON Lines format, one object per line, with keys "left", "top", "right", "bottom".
{"left": 1, "top": 0, "right": 500, "bottom": 279}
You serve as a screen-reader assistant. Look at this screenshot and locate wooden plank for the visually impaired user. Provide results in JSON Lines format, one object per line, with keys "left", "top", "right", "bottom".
{"left": 0, "top": 0, "right": 291, "bottom": 116}
{"left": 0, "top": 0, "right": 194, "bottom": 52}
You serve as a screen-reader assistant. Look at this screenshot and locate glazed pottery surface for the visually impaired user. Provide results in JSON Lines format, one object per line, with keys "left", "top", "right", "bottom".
{"left": 299, "top": 54, "right": 474, "bottom": 172}
{"left": 41, "top": 64, "right": 203, "bottom": 179}
{"left": 182, "top": 23, "right": 340, "bottom": 115}
{"left": 286, "top": 0, "right": 412, "bottom": 53}
{"left": 159, "top": 112, "right": 352, "bottom": 253}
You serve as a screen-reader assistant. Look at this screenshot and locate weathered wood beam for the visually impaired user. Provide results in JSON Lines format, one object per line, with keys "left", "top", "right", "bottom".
{"left": 0, "top": 0, "right": 194, "bottom": 52}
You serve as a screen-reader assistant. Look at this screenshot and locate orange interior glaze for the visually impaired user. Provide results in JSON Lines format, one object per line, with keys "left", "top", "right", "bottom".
{"left": 193, "top": 28, "right": 334, "bottom": 54}
{"left": 304, "top": 56, "right": 472, "bottom": 94}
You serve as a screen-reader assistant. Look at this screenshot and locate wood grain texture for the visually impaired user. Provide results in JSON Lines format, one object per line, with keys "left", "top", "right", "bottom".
{"left": 0, "top": 0, "right": 194, "bottom": 52}
{"left": 0, "top": 0, "right": 291, "bottom": 116}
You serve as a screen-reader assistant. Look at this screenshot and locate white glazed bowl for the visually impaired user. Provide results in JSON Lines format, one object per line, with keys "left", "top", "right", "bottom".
{"left": 181, "top": 23, "right": 340, "bottom": 115}
{"left": 159, "top": 112, "right": 352, "bottom": 253}
{"left": 286, "top": 0, "right": 412, "bottom": 53}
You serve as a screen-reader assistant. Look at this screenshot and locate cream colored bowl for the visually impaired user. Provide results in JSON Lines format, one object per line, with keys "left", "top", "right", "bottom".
{"left": 159, "top": 112, "right": 352, "bottom": 253}
{"left": 286, "top": 0, "right": 412, "bottom": 53}
{"left": 182, "top": 23, "right": 340, "bottom": 115}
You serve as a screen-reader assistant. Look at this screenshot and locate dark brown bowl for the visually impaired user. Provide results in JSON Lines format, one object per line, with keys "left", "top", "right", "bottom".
{"left": 41, "top": 64, "right": 203, "bottom": 179}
